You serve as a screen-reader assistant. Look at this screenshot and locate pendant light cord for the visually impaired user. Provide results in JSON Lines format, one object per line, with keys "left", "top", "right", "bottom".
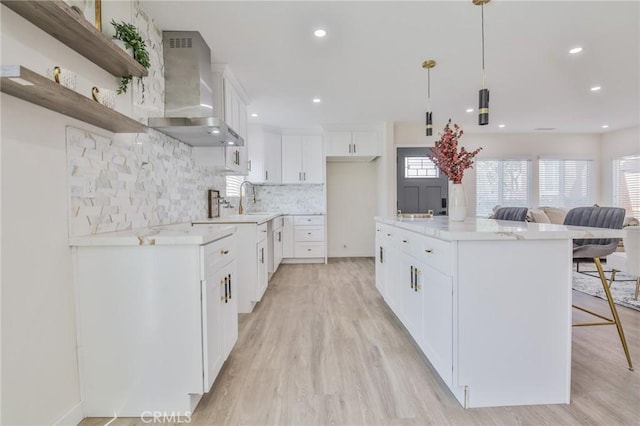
{"left": 427, "top": 68, "right": 431, "bottom": 110}
{"left": 481, "top": 2, "right": 486, "bottom": 88}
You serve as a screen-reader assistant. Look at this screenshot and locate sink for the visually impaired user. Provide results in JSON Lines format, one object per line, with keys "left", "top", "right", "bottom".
{"left": 398, "top": 213, "right": 434, "bottom": 219}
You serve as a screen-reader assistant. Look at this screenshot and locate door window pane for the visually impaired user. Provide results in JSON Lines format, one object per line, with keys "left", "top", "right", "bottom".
{"left": 405, "top": 157, "right": 439, "bottom": 178}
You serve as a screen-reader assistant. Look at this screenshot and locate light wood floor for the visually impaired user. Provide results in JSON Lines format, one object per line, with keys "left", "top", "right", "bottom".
{"left": 83, "top": 258, "right": 640, "bottom": 426}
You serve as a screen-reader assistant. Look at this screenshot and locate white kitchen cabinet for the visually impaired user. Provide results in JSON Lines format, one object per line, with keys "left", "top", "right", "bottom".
{"left": 375, "top": 217, "right": 590, "bottom": 408}
{"left": 192, "top": 146, "right": 247, "bottom": 175}
{"left": 248, "top": 126, "right": 282, "bottom": 183}
{"left": 419, "top": 262, "right": 453, "bottom": 386}
{"left": 73, "top": 231, "right": 237, "bottom": 417}
{"left": 293, "top": 215, "right": 326, "bottom": 260}
{"left": 326, "top": 130, "right": 379, "bottom": 161}
{"left": 281, "top": 135, "right": 324, "bottom": 183}
{"left": 257, "top": 238, "right": 268, "bottom": 300}
{"left": 282, "top": 215, "right": 295, "bottom": 258}
{"left": 270, "top": 216, "right": 284, "bottom": 276}
{"left": 210, "top": 222, "right": 269, "bottom": 313}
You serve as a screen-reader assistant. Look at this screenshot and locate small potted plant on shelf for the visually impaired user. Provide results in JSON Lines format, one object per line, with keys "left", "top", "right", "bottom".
{"left": 110, "top": 20, "right": 151, "bottom": 96}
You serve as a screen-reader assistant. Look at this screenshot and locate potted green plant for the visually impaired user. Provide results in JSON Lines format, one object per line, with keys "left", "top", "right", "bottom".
{"left": 110, "top": 20, "right": 151, "bottom": 96}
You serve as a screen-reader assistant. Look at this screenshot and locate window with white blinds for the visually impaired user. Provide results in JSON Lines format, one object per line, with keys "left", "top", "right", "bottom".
{"left": 476, "top": 160, "right": 532, "bottom": 217}
{"left": 613, "top": 155, "right": 640, "bottom": 218}
{"left": 539, "top": 159, "right": 594, "bottom": 208}
{"left": 225, "top": 175, "right": 243, "bottom": 197}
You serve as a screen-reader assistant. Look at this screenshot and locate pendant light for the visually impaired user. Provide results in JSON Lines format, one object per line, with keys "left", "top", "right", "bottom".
{"left": 474, "top": 0, "right": 490, "bottom": 125}
{"left": 422, "top": 60, "right": 436, "bottom": 136}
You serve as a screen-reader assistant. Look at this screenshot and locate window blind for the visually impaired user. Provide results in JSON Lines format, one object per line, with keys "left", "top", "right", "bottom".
{"left": 225, "top": 175, "right": 243, "bottom": 197}
{"left": 613, "top": 155, "right": 640, "bottom": 218}
{"left": 476, "top": 159, "right": 531, "bottom": 217}
{"left": 539, "top": 159, "right": 594, "bottom": 208}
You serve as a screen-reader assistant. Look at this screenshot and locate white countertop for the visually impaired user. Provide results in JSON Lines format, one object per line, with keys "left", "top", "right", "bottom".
{"left": 69, "top": 223, "right": 237, "bottom": 247}
{"left": 192, "top": 213, "right": 284, "bottom": 225}
{"left": 375, "top": 216, "right": 625, "bottom": 241}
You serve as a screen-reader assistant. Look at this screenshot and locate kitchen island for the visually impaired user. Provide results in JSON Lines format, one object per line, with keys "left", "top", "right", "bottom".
{"left": 375, "top": 216, "right": 624, "bottom": 409}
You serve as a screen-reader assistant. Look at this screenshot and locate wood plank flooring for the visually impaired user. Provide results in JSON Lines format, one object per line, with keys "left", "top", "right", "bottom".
{"left": 82, "top": 258, "right": 640, "bottom": 426}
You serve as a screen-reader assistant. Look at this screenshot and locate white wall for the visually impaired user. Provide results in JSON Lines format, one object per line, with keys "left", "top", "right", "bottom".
{"left": 599, "top": 126, "right": 640, "bottom": 205}
{"left": 392, "top": 122, "right": 603, "bottom": 216}
{"left": 327, "top": 162, "right": 377, "bottom": 257}
{"left": 0, "top": 3, "right": 132, "bottom": 423}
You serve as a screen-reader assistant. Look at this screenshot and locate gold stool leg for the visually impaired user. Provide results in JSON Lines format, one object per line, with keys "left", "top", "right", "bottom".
{"left": 595, "top": 258, "right": 634, "bottom": 371}
{"left": 609, "top": 269, "right": 617, "bottom": 288}
{"left": 635, "top": 277, "right": 639, "bottom": 301}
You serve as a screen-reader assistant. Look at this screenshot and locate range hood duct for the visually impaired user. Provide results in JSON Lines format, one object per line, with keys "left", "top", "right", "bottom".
{"left": 148, "top": 31, "right": 244, "bottom": 146}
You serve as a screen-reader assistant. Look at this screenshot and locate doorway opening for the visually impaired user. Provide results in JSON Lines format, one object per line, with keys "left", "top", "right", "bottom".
{"left": 397, "top": 147, "right": 448, "bottom": 215}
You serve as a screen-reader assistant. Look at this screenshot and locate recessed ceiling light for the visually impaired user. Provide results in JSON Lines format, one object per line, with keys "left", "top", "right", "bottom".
{"left": 498, "top": 124, "right": 505, "bottom": 128}
{"left": 569, "top": 46, "right": 583, "bottom": 54}
{"left": 312, "top": 98, "right": 321, "bottom": 103}
{"left": 602, "top": 124, "right": 609, "bottom": 129}
{"left": 314, "top": 29, "right": 327, "bottom": 38}
{"left": 590, "top": 86, "right": 601, "bottom": 92}
{"left": 250, "top": 113, "right": 258, "bottom": 118}
{"left": 466, "top": 108, "right": 474, "bottom": 113}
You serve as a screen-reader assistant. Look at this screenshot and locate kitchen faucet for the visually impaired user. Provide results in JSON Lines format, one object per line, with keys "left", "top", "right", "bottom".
{"left": 238, "top": 180, "right": 256, "bottom": 214}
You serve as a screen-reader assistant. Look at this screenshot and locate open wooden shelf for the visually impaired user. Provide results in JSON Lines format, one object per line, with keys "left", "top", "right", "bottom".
{"left": 1, "top": 0, "right": 148, "bottom": 78}
{"left": 1, "top": 65, "right": 147, "bottom": 134}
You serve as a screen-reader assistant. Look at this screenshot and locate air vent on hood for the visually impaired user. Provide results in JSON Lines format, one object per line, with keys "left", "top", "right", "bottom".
{"left": 148, "top": 31, "right": 244, "bottom": 147}
{"left": 168, "top": 37, "right": 193, "bottom": 49}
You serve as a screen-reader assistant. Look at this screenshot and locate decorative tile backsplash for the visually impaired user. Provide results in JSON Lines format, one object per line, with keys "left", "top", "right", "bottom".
{"left": 67, "top": 127, "right": 224, "bottom": 236}
{"left": 244, "top": 184, "right": 325, "bottom": 214}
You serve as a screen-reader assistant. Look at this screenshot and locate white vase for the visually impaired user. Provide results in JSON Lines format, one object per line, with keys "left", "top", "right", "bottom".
{"left": 448, "top": 182, "right": 467, "bottom": 221}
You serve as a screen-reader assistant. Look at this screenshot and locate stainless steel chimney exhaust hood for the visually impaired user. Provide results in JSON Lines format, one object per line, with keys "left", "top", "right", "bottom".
{"left": 149, "top": 31, "right": 244, "bottom": 146}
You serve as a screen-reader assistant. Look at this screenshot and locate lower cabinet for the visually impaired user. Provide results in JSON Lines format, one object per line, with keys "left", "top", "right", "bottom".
{"left": 211, "top": 222, "right": 269, "bottom": 313}
{"left": 73, "top": 233, "right": 238, "bottom": 417}
{"left": 374, "top": 222, "right": 453, "bottom": 389}
{"left": 281, "top": 214, "right": 327, "bottom": 263}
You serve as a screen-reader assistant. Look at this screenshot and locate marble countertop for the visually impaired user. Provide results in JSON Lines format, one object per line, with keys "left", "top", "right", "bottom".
{"left": 192, "top": 213, "right": 284, "bottom": 225}
{"left": 375, "top": 216, "right": 625, "bottom": 242}
{"left": 69, "top": 223, "right": 237, "bottom": 247}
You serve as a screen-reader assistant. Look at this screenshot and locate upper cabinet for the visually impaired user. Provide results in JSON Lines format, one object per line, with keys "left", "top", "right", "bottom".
{"left": 247, "top": 125, "right": 282, "bottom": 183}
{"left": 281, "top": 135, "right": 324, "bottom": 184}
{"left": 326, "top": 130, "right": 379, "bottom": 162}
{"left": 193, "top": 146, "right": 247, "bottom": 175}
{"left": 212, "top": 65, "right": 248, "bottom": 144}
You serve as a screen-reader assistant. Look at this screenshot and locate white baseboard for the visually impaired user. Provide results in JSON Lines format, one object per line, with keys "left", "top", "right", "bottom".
{"left": 281, "top": 258, "right": 325, "bottom": 264}
{"left": 54, "top": 402, "right": 84, "bottom": 426}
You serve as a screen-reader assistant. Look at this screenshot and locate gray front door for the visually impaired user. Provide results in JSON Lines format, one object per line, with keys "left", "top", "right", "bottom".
{"left": 397, "top": 147, "right": 449, "bottom": 215}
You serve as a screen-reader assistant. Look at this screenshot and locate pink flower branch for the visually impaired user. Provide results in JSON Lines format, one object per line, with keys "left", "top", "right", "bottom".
{"left": 429, "top": 120, "right": 482, "bottom": 184}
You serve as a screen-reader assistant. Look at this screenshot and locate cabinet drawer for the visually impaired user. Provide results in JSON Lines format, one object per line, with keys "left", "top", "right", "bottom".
{"left": 294, "top": 215, "right": 324, "bottom": 226}
{"left": 294, "top": 226, "right": 324, "bottom": 242}
{"left": 420, "top": 237, "right": 452, "bottom": 275}
{"left": 203, "top": 236, "right": 235, "bottom": 276}
{"left": 396, "top": 229, "right": 422, "bottom": 255}
{"left": 294, "top": 242, "right": 325, "bottom": 258}
{"left": 257, "top": 223, "right": 268, "bottom": 242}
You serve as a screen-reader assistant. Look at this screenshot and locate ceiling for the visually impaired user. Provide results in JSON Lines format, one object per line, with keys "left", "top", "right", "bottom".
{"left": 140, "top": 0, "right": 640, "bottom": 135}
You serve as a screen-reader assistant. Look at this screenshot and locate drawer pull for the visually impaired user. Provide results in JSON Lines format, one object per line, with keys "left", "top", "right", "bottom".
{"left": 425, "top": 249, "right": 434, "bottom": 254}
{"left": 307, "top": 248, "right": 312, "bottom": 251}
{"left": 402, "top": 239, "right": 408, "bottom": 243}
{"left": 387, "top": 233, "right": 391, "bottom": 237}
{"left": 221, "top": 249, "right": 229, "bottom": 255}
{"left": 308, "top": 232, "right": 312, "bottom": 235}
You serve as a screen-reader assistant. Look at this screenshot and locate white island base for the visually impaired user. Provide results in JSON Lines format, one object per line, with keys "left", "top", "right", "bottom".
{"left": 375, "top": 217, "right": 622, "bottom": 408}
